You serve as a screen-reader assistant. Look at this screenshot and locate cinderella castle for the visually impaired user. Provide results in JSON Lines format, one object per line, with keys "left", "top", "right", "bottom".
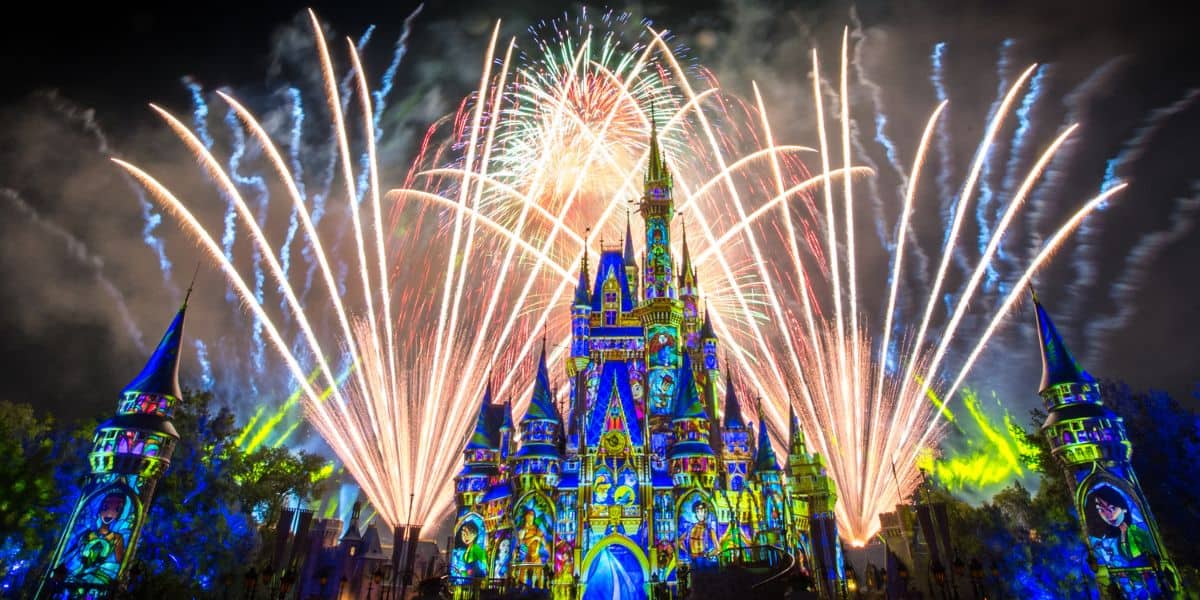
{"left": 450, "top": 124, "right": 845, "bottom": 599}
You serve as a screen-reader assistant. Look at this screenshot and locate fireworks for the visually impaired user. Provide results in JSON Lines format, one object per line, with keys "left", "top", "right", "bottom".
{"left": 119, "top": 10, "right": 1125, "bottom": 543}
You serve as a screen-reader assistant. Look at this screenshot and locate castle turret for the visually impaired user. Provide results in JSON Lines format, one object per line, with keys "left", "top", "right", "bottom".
{"left": 785, "top": 405, "right": 843, "bottom": 597}
{"left": 569, "top": 250, "right": 592, "bottom": 454}
{"left": 669, "top": 353, "right": 716, "bottom": 491}
{"left": 1031, "top": 289, "right": 1180, "bottom": 596}
{"left": 455, "top": 384, "right": 501, "bottom": 514}
{"left": 513, "top": 344, "right": 563, "bottom": 496}
{"left": 40, "top": 297, "right": 189, "bottom": 598}
{"left": 720, "top": 376, "right": 751, "bottom": 491}
{"left": 751, "top": 402, "right": 788, "bottom": 545}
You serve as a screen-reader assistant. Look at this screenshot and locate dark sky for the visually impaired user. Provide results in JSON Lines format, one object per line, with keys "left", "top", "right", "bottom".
{"left": 2, "top": 0, "right": 1198, "bottom": 425}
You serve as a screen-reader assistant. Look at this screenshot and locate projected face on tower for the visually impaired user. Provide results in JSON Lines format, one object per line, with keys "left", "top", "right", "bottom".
{"left": 1084, "top": 482, "right": 1156, "bottom": 568}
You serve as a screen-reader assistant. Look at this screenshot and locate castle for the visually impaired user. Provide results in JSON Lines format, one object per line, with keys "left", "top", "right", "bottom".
{"left": 450, "top": 123, "right": 844, "bottom": 599}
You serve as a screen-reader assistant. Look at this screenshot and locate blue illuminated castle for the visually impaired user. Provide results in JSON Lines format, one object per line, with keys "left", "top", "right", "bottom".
{"left": 451, "top": 123, "right": 844, "bottom": 599}
{"left": 37, "top": 294, "right": 190, "bottom": 599}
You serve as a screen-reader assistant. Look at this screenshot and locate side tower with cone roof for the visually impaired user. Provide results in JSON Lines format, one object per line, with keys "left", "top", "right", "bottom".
{"left": 39, "top": 296, "right": 190, "bottom": 598}
{"left": 1030, "top": 289, "right": 1180, "bottom": 596}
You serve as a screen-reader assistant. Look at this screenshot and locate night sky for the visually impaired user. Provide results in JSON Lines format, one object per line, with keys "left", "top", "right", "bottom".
{"left": 2, "top": 0, "right": 1198, "bottom": 428}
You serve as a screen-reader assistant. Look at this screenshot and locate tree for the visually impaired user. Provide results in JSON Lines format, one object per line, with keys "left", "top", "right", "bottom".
{"left": 5, "top": 391, "right": 332, "bottom": 598}
{"left": 930, "top": 379, "right": 1200, "bottom": 597}
{"left": 0, "top": 402, "right": 93, "bottom": 593}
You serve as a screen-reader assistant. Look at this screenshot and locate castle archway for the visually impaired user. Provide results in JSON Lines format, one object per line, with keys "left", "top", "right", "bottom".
{"left": 580, "top": 534, "right": 649, "bottom": 600}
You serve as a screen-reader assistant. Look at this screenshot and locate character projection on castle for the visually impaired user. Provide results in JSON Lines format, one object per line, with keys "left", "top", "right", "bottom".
{"left": 452, "top": 121, "right": 844, "bottom": 599}
{"left": 1030, "top": 290, "right": 1181, "bottom": 598}
{"left": 37, "top": 296, "right": 190, "bottom": 599}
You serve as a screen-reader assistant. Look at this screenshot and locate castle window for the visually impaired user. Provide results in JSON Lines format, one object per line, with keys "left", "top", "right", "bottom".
{"left": 605, "top": 311, "right": 617, "bottom": 325}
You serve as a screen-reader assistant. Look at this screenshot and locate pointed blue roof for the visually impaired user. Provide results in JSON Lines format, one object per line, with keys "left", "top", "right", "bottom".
{"left": 700, "top": 306, "right": 716, "bottom": 340}
{"left": 623, "top": 215, "right": 638, "bottom": 268}
{"left": 522, "top": 344, "right": 561, "bottom": 423}
{"left": 123, "top": 303, "right": 188, "bottom": 399}
{"left": 673, "top": 353, "right": 707, "bottom": 420}
{"left": 465, "top": 383, "right": 500, "bottom": 450}
{"left": 1031, "top": 290, "right": 1094, "bottom": 391}
{"left": 585, "top": 360, "right": 646, "bottom": 448}
{"left": 574, "top": 253, "right": 591, "bottom": 307}
{"left": 590, "top": 250, "right": 635, "bottom": 313}
{"left": 754, "top": 419, "right": 780, "bottom": 472}
{"left": 723, "top": 376, "right": 745, "bottom": 429}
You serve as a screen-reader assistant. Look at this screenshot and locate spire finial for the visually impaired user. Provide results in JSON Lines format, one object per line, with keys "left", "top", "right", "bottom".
{"left": 184, "top": 261, "right": 200, "bottom": 308}
{"left": 1028, "top": 281, "right": 1039, "bottom": 303}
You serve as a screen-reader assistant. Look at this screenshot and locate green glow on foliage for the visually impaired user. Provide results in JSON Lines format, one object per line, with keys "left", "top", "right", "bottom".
{"left": 919, "top": 388, "right": 1039, "bottom": 493}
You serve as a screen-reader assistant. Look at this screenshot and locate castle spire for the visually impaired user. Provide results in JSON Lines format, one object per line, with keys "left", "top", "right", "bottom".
{"left": 574, "top": 244, "right": 591, "bottom": 307}
{"left": 753, "top": 398, "right": 780, "bottom": 472}
{"left": 672, "top": 352, "right": 707, "bottom": 421}
{"left": 679, "top": 217, "right": 696, "bottom": 290}
{"left": 122, "top": 300, "right": 189, "bottom": 401}
{"left": 700, "top": 303, "right": 716, "bottom": 340}
{"left": 623, "top": 211, "right": 637, "bottom": 267}
{"left": 1030, "top": 285, "right": 1094, "bottom": 392}
{"left": 645, "top": 105, "right": 672, "bottom": 189}
{"left": 722, "top": 373, "right": 745, "bottom": 429}
{"left": 523, "top": 341, "right": 561, "bottom": 423}
{"left": 465, "top": 381, "right": 499, "bottom": 450}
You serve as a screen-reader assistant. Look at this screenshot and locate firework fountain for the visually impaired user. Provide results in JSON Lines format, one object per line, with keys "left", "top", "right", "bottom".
{"left": 117, "top": 11, "right": 1125, "bottom": 544}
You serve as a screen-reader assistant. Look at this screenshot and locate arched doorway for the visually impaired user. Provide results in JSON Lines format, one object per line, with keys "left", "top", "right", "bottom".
{"left": 581, "top": 535, "right": 649, "bottom": 600}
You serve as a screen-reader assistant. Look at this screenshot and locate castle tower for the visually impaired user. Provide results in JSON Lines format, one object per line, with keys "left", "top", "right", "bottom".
{"left": 455, "top": 383, "right": 502, "bottom": 515}
{"left": 1030, "top": 290, "right": 1180, "bottom": 596}
{"left": 786, "top": 407, "right": 843, "bottom": 599}
{"left": 568, "top": 250, "right": 592, "bottom": 454}
{"left": 719, "top": 377, "right": 751, "bottom": 492}
{"left": 751, "top": 404, "right": 787, "bottom": 547}
{"left": 636, "top": 115, "right": 685, "bottom": 437}
{"left": 640, "top": 112, "right": 675, "bottom": 302}
{"left": 39, "top": 298, "right": 189, "bottom": 599}
{"left": 513, "top": 344, "right": 564, "bottom": 496}
{"left": 669, "top": 353, "right": 716, "bottom": 492}
{"left": 510, "top": 344, "right": 563, "bottom": 590}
